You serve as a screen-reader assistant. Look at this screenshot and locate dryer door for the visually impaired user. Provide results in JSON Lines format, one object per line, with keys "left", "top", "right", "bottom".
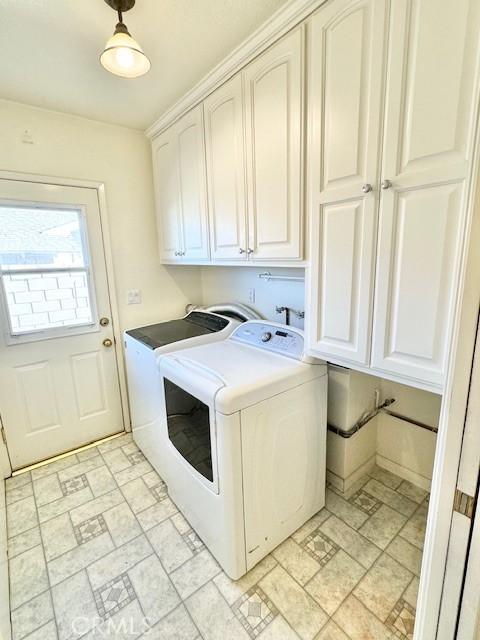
{"left": 164, "top": 378, "right": 215, "bottom": 485}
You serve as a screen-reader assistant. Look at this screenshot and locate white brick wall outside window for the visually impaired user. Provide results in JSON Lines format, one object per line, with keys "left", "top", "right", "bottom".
{"left": 2, "top": 271, "right": 92, "bottom": 333}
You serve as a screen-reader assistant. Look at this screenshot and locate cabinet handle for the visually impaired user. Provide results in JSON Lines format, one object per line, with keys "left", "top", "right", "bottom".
{"left": 239, "top": 248, "right": 246, "bottom": 254}
{"left": 247, "top": 248, "right": 254, "bottom": 255}
{"left": 362, "top": 183, "right": 373, "bottom": 193}
{"left": 381, "top": 179, "right": 393, "bottom": 190}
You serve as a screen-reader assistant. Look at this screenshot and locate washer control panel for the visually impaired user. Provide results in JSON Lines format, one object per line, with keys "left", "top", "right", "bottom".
{"left": 231, "top": 322, "right": 305, "bottom": 360}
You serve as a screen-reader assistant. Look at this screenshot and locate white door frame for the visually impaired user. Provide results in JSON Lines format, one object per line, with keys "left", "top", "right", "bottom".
{"left": 0, "top": 169, "right": 131, "bottom": 443}
{"left": 413, "top": 113, "right": 480, "bottom": 636}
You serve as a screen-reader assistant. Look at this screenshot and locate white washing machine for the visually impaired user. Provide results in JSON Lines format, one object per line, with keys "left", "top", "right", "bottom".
{"left": 124, "top": 304, "right": 261, "bottom": 478}
{"left": 157, "top": 320, "right": 328, "bottom": 579}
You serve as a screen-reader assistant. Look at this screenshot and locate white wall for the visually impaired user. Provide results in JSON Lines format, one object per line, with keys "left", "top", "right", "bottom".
{"left": 200, "top": 266, "right": 306, "bottom": 329}
{"left": 0, "top": 99, "right": 202, "bottom": 334}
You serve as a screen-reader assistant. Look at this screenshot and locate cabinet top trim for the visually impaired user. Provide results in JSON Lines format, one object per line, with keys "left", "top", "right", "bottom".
{"left": 145, "top": 0, "right": 325, "bottom": 140}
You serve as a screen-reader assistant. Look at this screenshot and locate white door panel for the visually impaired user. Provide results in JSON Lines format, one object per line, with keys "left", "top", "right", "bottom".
{"left": 373, "top": 0, "right": 480, "bottom": 388}
{"left": 0, "top": 179, "right": 123, "bottom": 469}
{"left": 244, "top": 27, "right": 304, "bottom": 261}
{"left": 306, "top": 0, "right": 386, "bottom": 364}
{"left": 152, "top": 128, "right": 182, "bottom": 262}
{"left": 372, "top": 183, "right": 463, "bottom": 387}
{"left": 177, "top": 106, "right": 210, "bottom": 262}
{"left": 204, "top": 75, "right": 248, "bottom": 261}
{"left": 385, "top": 0, "right": 476, "bottom": 179}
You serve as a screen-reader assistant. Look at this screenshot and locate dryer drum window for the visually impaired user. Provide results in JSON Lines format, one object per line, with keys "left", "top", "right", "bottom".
{"left": 164, "top": 378, "right": 213, "bottom": 482}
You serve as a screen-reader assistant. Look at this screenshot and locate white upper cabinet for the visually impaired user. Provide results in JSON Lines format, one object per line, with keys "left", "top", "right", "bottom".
{"left": 152, "top": 106, "right": 210, "bottom": 263}
{"left": 371, "top": 0, "right": 480, "bottom": 388}
{"left": 306, "top": 0, "right": 387, "bottom": 365}
{"left": 306, "top": 0, "right": 480, "bottom": 391}
{"left": 204, "top": 75, "right": 248, "bottom": 261}
{"left": 152, "top": 125, "right": 181, "bottom": 262}
{"left": 244, "top": 27, "right": 304, "bottom": 261}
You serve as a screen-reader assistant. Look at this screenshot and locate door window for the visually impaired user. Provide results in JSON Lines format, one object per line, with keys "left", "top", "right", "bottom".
{"left": 0, "top": 204, "right": 96, "bottom": 339}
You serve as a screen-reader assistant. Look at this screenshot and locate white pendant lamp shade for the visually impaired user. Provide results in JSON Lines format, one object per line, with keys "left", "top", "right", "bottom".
{"left": 101, "top": 23, "right": 151, "bottom": 78}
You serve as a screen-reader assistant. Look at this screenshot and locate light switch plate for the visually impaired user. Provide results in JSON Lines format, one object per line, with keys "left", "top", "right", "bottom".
{"left": 127, "top": 289, "right": 141, "bottom": 305}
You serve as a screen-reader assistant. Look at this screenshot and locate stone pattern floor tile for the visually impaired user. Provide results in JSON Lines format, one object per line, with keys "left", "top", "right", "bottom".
{"left": 6, "top": 438, "right": 429, "bottom": 640}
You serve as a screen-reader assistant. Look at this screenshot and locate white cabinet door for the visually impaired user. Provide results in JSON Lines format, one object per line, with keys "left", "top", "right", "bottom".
{"left": 305, "top": 0, "right": 387, "bottom": 364}
{"left": 371, "top": 0, "right": 480, "bottom": 389}
{"left": 204, "top": 75, "right": 248, "bottom": 261}
{"left": 244, "top": 27, "right": 304, "bottom": 261}
{"left": 152, "top": 126, "right": 182, "bottom": 262}
{"left": 176, "top": 106, "right": 210, "bottom": 262}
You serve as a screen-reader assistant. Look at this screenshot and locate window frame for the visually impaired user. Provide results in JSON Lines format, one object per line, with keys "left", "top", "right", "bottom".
{"left": 0, "top": 200, "right": 100, "bottom": 345}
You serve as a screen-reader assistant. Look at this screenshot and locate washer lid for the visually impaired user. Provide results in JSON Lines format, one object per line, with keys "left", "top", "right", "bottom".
{"left": 158, "top": 340, "right": 327, "bottom": 414}
{"left": 125, "top": 311, "right": 230, "bottom": 350}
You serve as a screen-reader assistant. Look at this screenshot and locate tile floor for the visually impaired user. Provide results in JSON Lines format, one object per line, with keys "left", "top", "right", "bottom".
{"left": 5, "top": 433, "right": 429, "bottom": 640}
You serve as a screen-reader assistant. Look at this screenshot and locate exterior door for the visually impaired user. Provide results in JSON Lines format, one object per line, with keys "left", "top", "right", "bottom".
{"left": 0, "top": 179, "right": 124, "bottom": 469}
{"left": 306, "top": 0, "right": 387, "bottom": 365}
{"left": 244, "top": 27, "right": 304, "bottom": 261}
{"left": 371, "top": 0, "right": 480, "bottom": 390}
{"left": 204, "top": 74, "right": 248, "bottom": 261}
{"left": 176, "top": 106, "right": 210, "bottom": 262}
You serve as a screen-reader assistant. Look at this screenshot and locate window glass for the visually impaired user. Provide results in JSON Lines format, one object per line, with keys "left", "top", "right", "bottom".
{"left": 0, "top": 207, "right": 85, "bottom": 269}
{"left": 0, "top": 206, "right": 94, "bottom": 335}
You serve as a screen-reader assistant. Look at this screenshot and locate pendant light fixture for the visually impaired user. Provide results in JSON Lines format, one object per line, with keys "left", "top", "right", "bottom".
{"left": 100, "top": 0, "right": 151, "bottom": 78}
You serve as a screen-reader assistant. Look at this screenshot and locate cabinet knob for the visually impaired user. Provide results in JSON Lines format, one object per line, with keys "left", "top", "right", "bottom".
{"left": 381, "top": 179, "right": 393, "bottom": 190}
{"left": 362, "top": 183, "right": 373, "bottom": 193}
{"left": 247, "top": 248, "right": 254, "bottom": 255}
{"left": 239, "top": 248, "right": 246, "bottom": 254}
{"left": 174, "top": 251, "right": 180, "bottom": 256}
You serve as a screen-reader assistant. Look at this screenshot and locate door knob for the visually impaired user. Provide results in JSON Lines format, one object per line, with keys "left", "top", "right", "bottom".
{"left": 381, "top": 179, "right": 393, "bottom": 189}
{"left": 102, "top": 338, "right": 113, "bottom": 348}
{"left": 362, "top": 183, "right": 373, "bottom": 193}
{"left": 99, "top": 317, "right": 110, "bottom": 327}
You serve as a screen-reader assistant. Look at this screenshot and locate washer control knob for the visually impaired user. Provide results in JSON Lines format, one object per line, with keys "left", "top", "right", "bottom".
{"left": 261, "top": 332, "right": 272, "bottom": 342}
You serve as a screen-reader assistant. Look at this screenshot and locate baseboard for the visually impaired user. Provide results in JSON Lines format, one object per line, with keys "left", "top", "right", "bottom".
{"left": 376, "top": 454, "right": 432, "bottom": 491}
{"left": 344, "top": 455, "right": 376, "bottom": 492}
{"left": 327, "top": 454, "right": 376, "bottom": 494}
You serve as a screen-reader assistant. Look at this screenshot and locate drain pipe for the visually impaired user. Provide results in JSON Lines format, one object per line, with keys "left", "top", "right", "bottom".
{"left": 328, "top": 398, "right": 396, "bottom": 438}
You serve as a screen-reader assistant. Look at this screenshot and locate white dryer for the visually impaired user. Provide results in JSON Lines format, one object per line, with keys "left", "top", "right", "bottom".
{"left": 124, "top": 305, "right": 261, "bottom": 478}
{"left": 157, "top": 320, "right": 328, "bottom": 579}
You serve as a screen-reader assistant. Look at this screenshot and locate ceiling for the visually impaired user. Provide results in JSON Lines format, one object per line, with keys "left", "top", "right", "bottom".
{"left": 0, "top": 0, "right": 289, "bottom": 130}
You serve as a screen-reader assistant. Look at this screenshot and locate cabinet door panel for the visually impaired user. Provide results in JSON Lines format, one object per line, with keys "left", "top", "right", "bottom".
{"left": 373, "top": 0, "right": 480, "bottom": 388}
{"left": 385, "top": 0, "right": 476, "bottom": 177}
{"left": 204, "top": 75, "right": 247, "bottom": 261}
{"left": 306, "top": 0, "right": 386, "bottom": 364}
{"left": 176, "top": 106, "right": 210, "bottom": 262}
{"left": 372, "top": 184, "right": 462, "bottom": 386}
{"left": 244, "top": 28, "right": 304, "bottom": 261}
{"left": 152, "top": 128, "right": 182, "bottom": 262}
{"left": 316, "top": 198, "right": 375, "bottom": 356}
